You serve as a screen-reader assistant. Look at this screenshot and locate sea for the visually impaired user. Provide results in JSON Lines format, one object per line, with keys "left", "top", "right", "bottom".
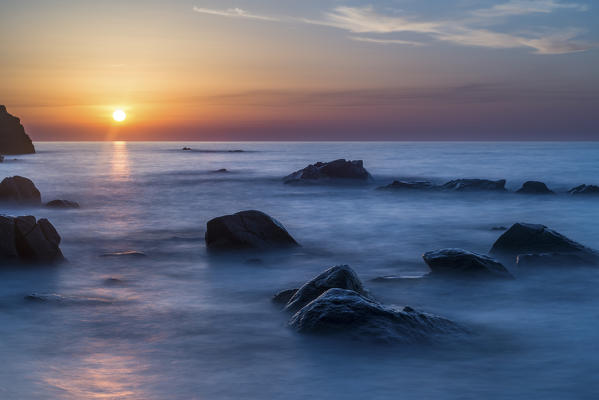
{"left": 0, "top": 141, "right": 598, "bottom": 400}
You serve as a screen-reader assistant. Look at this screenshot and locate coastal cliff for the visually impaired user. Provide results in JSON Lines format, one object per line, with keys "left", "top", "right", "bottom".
{"left": 0, "top": 105, "right": 35, "bottom": 154}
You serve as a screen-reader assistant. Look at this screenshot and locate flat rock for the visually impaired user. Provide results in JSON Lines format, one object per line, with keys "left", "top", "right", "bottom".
{"left": 284, "top": 159, "right": 372, "bottom": 184}
{"left": 568, "top": 184, "right": 599, "bottom": 195}
{"left": 442, "top": 179, "right": 506, "bottom": 192}
{"left": 0, "top": 105, "right": 35, "bottom": 154}
{"left": 0, "top": 176, "right": 41, "bottom": 204}
{"left": 205, "top": 210, "right": 298, "bottom": 250}
{"left": 516, "top": 181, "right": 554, "bottom": 194}
{"left": 422, "top": 248, "right": 513, "bottom": 279}
{"left": 288, "top": 288, "right": 464, "bottom": 343}
{"left": 377, "top": 180, "right": 434, "bottom": 190}
{"left": 46, "top": 199, "right": 80, "bottom": 209}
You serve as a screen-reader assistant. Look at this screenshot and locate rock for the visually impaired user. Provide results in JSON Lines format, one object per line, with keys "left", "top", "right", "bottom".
{"left": 284, "top": 265, "right": 368, "bottom": 313}
{"left": 0, "top": 176, "right": 41, "bottom": 204}
{"left": 12, "top": 216, "right": 64, "bottom": 263}
{"left": 25, "top": 293, "right": 111, "bottom": 305}
{"left": 46, "top": 199, "right": 80, "bottom": 209}
{"left": 272, "top": 288, "right": 298, "bottom": 305}
{"left": 516, "top": 252, "right": 598, "bottom": 267}
{"left": 213, "top": 168, "right": 228, "bottom": 173}
{"left": 284, "top": 159, "right": 372, "bottom": 184}
{"left": 490, "top": 223, "right": 597, "bottom": 257}
{"left": 422, "top": 248, "right": 513, "bottom": 279}
{"left": 100, "top": 250, "right": 146, "bottom": 257}
{"left": 568, "top": 184, "right": 599, "bottom": 195}
{"left": 0, "top": 155, "right": 4, "bottom": 163}
{"left": 288, "top": 288, "right": 464, "bottom": 343}
{"left": 103, "top": 277, "right": 125, "bottom": 286}
{"left": 442, "top": 179, "right": 506, "bottom": 192}
{"left": 0, "top": 105, "right": 35, "bottom": 154}
{"left": 377, "top": 180, "right": 434, "bottom": 190}
{"left": 0, "top": 215, "right": 18, "bottom": 260}
{"left": 516, "top": 181, "right": 554, "bottom": 194}
{"left": 205, "top": 210, "right": 298, "bottom": 250}
{"left": 182, "top": 147, "right": 192, "bottom": 151}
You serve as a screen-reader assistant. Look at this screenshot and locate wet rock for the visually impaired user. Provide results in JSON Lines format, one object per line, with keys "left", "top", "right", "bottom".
{"left": 516, "top": 252, "right": 598, "bottom": 267}
{"left": 422, "top": 248, "right": 513, "bottom": 279}
{"left": 516, "top": 181, "right": 554, "bottom": 194}
{"left": 284, "top": 159, "right": 372, "bottom": 184}
{"left": 0, "top": 155, "right": 4, "bottom": 163}
{"left": 568, "top": 184, "right": 599, "bottom": 195}
{"left": 0, "top": 176, "right": 41, "bottom": 204}
{"left": 205, "top": 210, "right": 298, "bottom": 250}
{"left": 442, "top": 179, "right": 506, "bottom": 192}
{"left": 182, "top": 147, "right": 192, "bottom": 151}
{"left": 490, "top": 223, "right": 597, "bottom": 258}
{"left": 14, "top": 216, "right": 64, "bottom": 263}
{"left": 272, "top": 288, "right": 298, "bottom": 305}
{"left": 0, "top": 215, "right": 18, "bottom": 260}
{"left": 288, "top": 288, "right": 464, "bottom": 343}
{"left": 46, "top": 199, "right": 80, "bottom": 209}
{"left": 100, "top": 250, "right": 146, "bottom": 257}
{"left": 284, "top": 265, "right": 368, "bottom": 313}
{"left": 377, "top": 180, "right": 434, "bottom": 190}
{"left": 213, "top": 168, "right": 228, "bottom": 173}
{"left": 0, "top": 105, "right": 35, "bottom": 154}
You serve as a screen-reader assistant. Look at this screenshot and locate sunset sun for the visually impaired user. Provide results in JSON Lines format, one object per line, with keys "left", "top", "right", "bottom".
{"left": 112, "top": 109, "right": 126, "bottom": 122}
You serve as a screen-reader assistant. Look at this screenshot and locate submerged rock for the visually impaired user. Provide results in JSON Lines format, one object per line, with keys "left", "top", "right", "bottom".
{"left": 441, "top": 179, "right": 506, "bottom": 192}
{"left": 516, "top": 252, "right": 598, "bottom": 267}
{"left": 0, "top": 105, "right": 35, "bottom": 154}
{"left": 284, "top": 159, "right": 372, "bottom": 184}
{"left": 422, "top": 248, "right": 513, "bottom": 279}
{"left": 0, "top": 215, "right": 64, "bottom": 263}
{"left": 25, "top": 293, "right": 112, "bottom": 305}
{"left": 205, "top": 210, "right": 298, "bottom": 250}
{"left": 377, "top": 180, "right": 434, "bottom": 190}
{"left": 100, "top": 250, "right": 146, "bottom": 257}
{"left": 288, "top": 288, "right": 464, "bottom": 343}
{"left": 516, "top": 181, "right": 554, "bottom": 194}
{"left": 46, "top": 199, "right": 80, "bottom": 209}
{"left": 272, "top": 288, "right": 298, "bottom": 305}
{"left": 0, "top": 176, "right": 41, "bottom": 204}
{"left": 284, "top": 265, "right": 368, "bottom": 313}
{"left": 568, "top": 184, "right": 599, "bottom": 195}
{"left": 213, "top": 168, "right": 228, "bottom": 173}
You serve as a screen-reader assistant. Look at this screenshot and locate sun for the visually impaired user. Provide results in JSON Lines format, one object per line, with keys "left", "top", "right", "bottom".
{"left": 112, "top": 109, "right": 126, "bottom": 122}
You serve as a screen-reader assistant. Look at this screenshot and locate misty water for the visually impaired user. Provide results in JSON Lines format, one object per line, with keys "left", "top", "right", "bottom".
{"left": 1, "top": 142, "right": 598, "bottom": 399}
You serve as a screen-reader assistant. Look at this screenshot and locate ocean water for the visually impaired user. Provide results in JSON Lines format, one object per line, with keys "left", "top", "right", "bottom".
{"left": 1, "top": 141, "right": 598, "bottom": 400}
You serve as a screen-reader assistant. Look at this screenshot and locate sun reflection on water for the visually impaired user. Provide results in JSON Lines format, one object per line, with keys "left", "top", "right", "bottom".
{"left": 110, "top": 141, "right": 131, "bottom": 182}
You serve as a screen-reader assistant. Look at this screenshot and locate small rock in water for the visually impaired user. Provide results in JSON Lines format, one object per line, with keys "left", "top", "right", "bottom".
{"left": 516, "top": 181, "right": 554, "bottom": 194}
{"left": 377, "top": 180, "right": 434, "bottom": 190}
{"left": 284, "top": 159, "right": 372, "bottom": 184}
{"left": 442, "top": 179, "right": 506, "bottom": 192}
{"left": 182, "top": 147, "right": 192, "bottom": 151}
{"left": 213, "top": 168, "right": 228, "bottom": 173}
{"left": 104, "top": 277, "right": 125, "bottom": 286}
{"left": 422, "top": 248, "right": 513, "bottom": 279}
{"left": 100, "top": 250, "right": 146, "bottom": 257}
{"left": 46, "top": 199, "right": 80, "bottom": 209}
{"left": 0, "top": 176, "right": 41, "bottom": 204}
{"left": 568, "top": 184, "right": 599, "bottom": 195}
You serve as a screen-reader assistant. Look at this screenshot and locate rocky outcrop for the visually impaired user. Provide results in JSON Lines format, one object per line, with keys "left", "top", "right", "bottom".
{"left": 0, "top": 105, "right": 35, "bottom": 154}
{"left": 284, "top": 265, "right": 368, "bottom": 313}
{"left": 568, "top": 184, "right": 599, "bottom": 195}
{"left": 516, "top": 181, "right": 554, "bottom": 194}
{"left": 0, "top": 215, "right": 64, "bottom": 263}
{"left": 46, "top": 199, "right": 80, "bottom": 209}
{"left": 284, "top": 159, "right": 372, "bottom": 184}
{"left": 288, "top": 288, "right": 464, "bottom": 343}
{"left": 422, "top": 248, "right": 513, "bottom": 279}
{"left": 0, "top": 176, "right": 41, "bottom": 204}
{"left": 377, "top": 180, "right": 434, "bottom": 190}
{"left": 441, "top": 179, "right": 506, "bottom": 192}
{"left": 205, "top": 210, "right": 298, "bottom": 250}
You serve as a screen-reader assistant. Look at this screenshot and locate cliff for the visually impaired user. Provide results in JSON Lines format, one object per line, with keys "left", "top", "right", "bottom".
{"left": 0, "top": 105, "right": 35, "bottom": 154}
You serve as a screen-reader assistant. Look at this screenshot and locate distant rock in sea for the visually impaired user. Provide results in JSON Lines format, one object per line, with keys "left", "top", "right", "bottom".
{"left": 441, "top": 179, "right": 506, "bottom": 192}
{"left": 0, "top": 105, "right": 35, "bottom": 154}
{"left": 568, "top": 184, "right": 599, "bottom": 195}
{"left": 182, "top": 147, "right": 192, "bottom": 151}
{"left": 46, "top": 199, "right": 80, "bottom": 209}
{"left": 377, "top": 180, "right": 434, "bottom": 190}
{"left": 516, "top": 181, "right": 554, "bottom": 194}
{"left": 284, "top": 159, "right": 372, "bottom": 184}
{"left": 0, "top": 176, "right": 41, "bottom": 204}
{"left": 422, "top": 248, "right": 513, "bottom": 279}
{"left": 213, "top": 168, "right": 228, "bottom": 173}
{"left": 205, "top": 210, "right": 299, "bottom": 250}
{"left": 0, "top": 215, "right": 64, "bottom": 264}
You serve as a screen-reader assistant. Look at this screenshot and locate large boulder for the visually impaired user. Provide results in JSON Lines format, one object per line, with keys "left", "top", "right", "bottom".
{"left": 284, "top": 159, "right": 372, "bottom": 184}
{"left": 516, "top": 181, "right": 554, "bottom": 194}
{"left": 422, "top": 248, "right": 513, "bottom": 279}
{"left": 568, "top": 184, "right": 599, "bottom": 195}
{"left": 0, "top": 215, "right": 64, "bottom": 263}
{"left": 0, "top": 105, "right": 35, "bottom": 154}
{"left": 441, "top": 179, "right": 506, "bottom": 192}
{"left": 288, "top": 288, "right": 464, "bottom": 343}
{"left": 284, "top": 265, "right": 368, "bottom": 313}
{"left": 205, "top": 210, "right": 298, "bottom": 250}
{"left": 0, "top": 176, "right": 41, "bottom": 204}
{"left": 377, "top": 180, "right": 434, "bottom": 190}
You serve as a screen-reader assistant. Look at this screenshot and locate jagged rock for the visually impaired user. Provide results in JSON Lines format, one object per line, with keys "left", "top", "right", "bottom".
{"left": 568, "top": 184, "right": 599, "bottom": 195}
{"left": 272, "top": 289, "right": 298, "bottom": 305}
{"left": 284, "top": 159, "right": 372, "bottom": 184}
{"left": 490, "top": 223, "right": 597, "bottom": 257}
{"left": 516, "top": 181, "right": 554, "bottom": 194}
{"left": 422, "top": 248, "right": 513, "bottom": 279}
{"left": 377, "top": 180, "right": 434, "bottom": 190}
{"left": 46, "top": 199, "right": 80, "bottom": 209}
{"left": 0, "top": 105, "right": 35, "bottom": 154}
{"left": 288, "top": 288, "right": 464, "bottom": 343}
{"left": 284, "top": 265, "right": 368, "bottom": 313}
{"left": 441, "top": 179, "right": 506, "bottom": 192}
{"left": 516, "top": 252, "right": 598, "bottom": 267}
{"left": 205, "top": 210, "right": 298, "bottom": 250}
{"left": 0, "top": 176, "right": 41, "bottom": 204}
{"left": 2, "top": 215, "right": 65, "bottom": 263}
{"left": 100, "top": 250, "right": 146, "bottom": 257}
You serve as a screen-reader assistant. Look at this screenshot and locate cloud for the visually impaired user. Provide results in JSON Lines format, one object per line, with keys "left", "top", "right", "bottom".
{"left": 472, "top": 0, "right": 588, "bottom": 18}
{"left": 192, "top": 6, "right": 278, "bottom": 21}
{"left": 350, "top": 36, "right": 424, "bottom": 46}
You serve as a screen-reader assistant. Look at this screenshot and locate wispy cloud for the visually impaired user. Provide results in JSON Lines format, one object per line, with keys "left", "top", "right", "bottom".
{"left": 472, "top": 0, "right": 588, "bottom": 18}
{"left": 192, "top": 6, "right": 278, "bottom": 21}
{"left": 350, "top": 36, "right": 424, "bottom": 46}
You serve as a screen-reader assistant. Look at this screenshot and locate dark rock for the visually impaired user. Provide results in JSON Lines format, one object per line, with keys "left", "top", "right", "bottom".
{"left": 490, "top": 223, "right": 597, "bottom": 257}
{"left": 0, "top": 105, "right": 35, "bottom": 154}
{"left": 0, "top": 215, "right": 18, "bottom": 260}
{"left": 442, "top": 179, "right": 506, "bottom": 192}
{"left": 284, "top": 265, "right": 368, "bottom": 313}
{"left": 100, "top": 250, "right": 146, "bottom": 257}
{"left": 182, "top": 147, "right": 192, "bottom": 151}
{"left": 213, "top": 168, "right": 228, "bottom": 173}
{"left": 12, "top": 216, "right": 64, "bottom": 263}
{"left": 568, "top": 184, "right": 599, "bottom": 195}
{"left": 422, "top": 248, "right": 513, "bottom": 279}
{"left": 205, "top": 210, "right": 298, "bottom": 250}
{"left": 284, "top": 159, "right": 372, "bottom": 184}
{"left": 516, "top": 181, "right": 554, "bottom": 194}
{"left": 0, "top": 155, "right": 4, "bottom": 163}
{"left": 228, "top": 150, "right": 244, "bottom": 153}
{"left": 288, "top": 288, "right": 464, "bottom": 343}
{"left": 377, "top": 180, "right": 434, "bottom": 190}
{"left": 0, "top": 176, "right": 41, "bottom": 204}
{"left": 272, "top": 288, "right": 298, "bottom": 305}
{"left": 46, "top": 199, "right": 80, "bottom": 209}
{"left": 516, "top": 252, "right": 598, "bottom": 267}
{"left": 104, "top": 277, "right": 125, "bottom": 286}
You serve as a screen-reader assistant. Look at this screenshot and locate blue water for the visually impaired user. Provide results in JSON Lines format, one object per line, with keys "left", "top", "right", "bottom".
{"left": 1, "top": 142, "right": 598, "bottom": 399}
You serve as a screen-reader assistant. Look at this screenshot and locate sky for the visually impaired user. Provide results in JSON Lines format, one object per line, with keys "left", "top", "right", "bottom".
{"left": 1, "top": 0, "right": 598, "bottom": 141}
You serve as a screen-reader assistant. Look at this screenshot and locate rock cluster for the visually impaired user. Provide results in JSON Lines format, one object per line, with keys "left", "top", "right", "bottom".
{"left": 0, "top": 215, "right": 64, "bottom": 264}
